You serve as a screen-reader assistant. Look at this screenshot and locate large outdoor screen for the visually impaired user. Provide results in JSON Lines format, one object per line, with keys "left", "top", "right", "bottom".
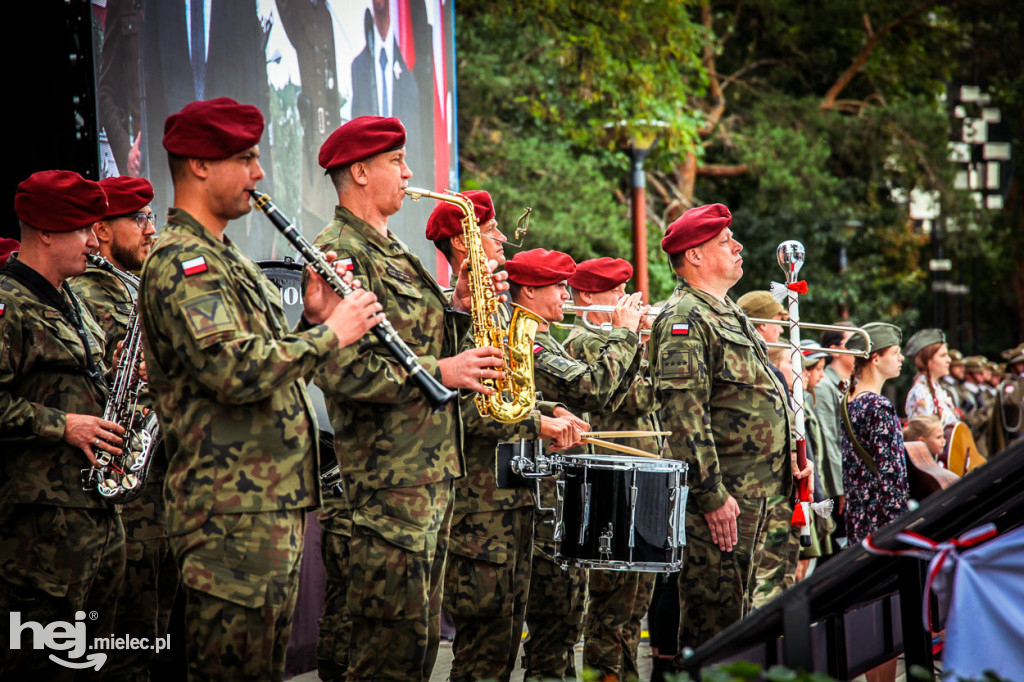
{"left": 91, "top": 0, "right": 457, "bottom": 274}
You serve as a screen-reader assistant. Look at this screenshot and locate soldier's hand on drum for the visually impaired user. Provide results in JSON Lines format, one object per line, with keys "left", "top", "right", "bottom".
{"left": 552, "top": 406, "right": 591, "bottom": 435}
{"left": 611, "top": 292, "right": 647, "bottom": 333}
{"left": 540, "top": 416, "right": 584, "bottom": 450}
{"left": 790, "top": 451, "right": 814, "bottom": 480}
{"left": 704, "top": 495, "right": 741, "bottom": 552}
{"left": 439, "top": 345, "right": 505, "bottom": 394}
{"left": 64, "top": 413, "right": 125, "bottom": 467}
{"left": 452, "top": 258, "right": 508, "bottom": 312}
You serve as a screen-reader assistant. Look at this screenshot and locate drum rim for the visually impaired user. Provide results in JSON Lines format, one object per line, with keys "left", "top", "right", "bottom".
{"left": 558, "top": 453, "right": 685, "bottom": 471}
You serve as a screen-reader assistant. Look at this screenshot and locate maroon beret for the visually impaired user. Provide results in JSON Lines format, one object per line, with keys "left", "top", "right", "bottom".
{"left": 505, "top": 248, "right": 576, "bottom": 287}
{"left": 661, "top": 203, "right": 732, "bottom": 255}
{"left": 0, "top": 237, "right": 20, "bottom": 267}
{"left": 162, "top": 97, "right": 265, "bottom": 158}
{"left": 425, "top": 191, "right": 495, "bottom": 241}
{"left": 319, "top": 116, "right": 407, "bottom": 171}
{"left": 568, "top": 257, "right": 633, "bottom": 292}
{"left": 15, "top": 170, "right": 108, "bottom": 232}
{"left": 99, "top": 176, "right": 155, "bottom": 218}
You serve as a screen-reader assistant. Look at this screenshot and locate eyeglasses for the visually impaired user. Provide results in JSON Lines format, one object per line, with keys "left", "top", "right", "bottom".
{"left": 115, "top": 212, "right": 156, "bottom": 229}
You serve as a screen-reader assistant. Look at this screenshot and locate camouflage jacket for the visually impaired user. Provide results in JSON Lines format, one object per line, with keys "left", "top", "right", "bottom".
{"left": 139, "top": 208, "right": 330, "bottom": 534}
{"left": 563, "top": 323, "right": 662, "bottom": 455}
{"left": 69, "top": 267, "right": 132, "bottom": 369}
{"left": 0, "top": 255, "right": 112, "bottom": 509}
{"left": 650, "top": 277, "right": 794, "bottom": 514}
{"left": 531, "top": 326, "right": 641, "bottom": 552}
{"left": 311, "top": 205, "right": 468, "bottom": 522}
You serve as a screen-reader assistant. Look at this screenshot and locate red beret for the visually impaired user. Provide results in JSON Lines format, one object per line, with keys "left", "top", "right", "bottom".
{"left": 568, "top": 257, "right": 633, "bottom": 292}
{"left": 425, "top": 191, "right": 495, "bottom": 241}
{"left": 15, "top": 170, "right": 108, "bottom": 232}
{"left": 505, "top": 248, "right": 576, "bottom": 287}
{"left": 99, "top": 176, "right": 155, "bottom": 218}
{"left": 319, "top": 116, "right": 407, "bottom": 171}
{"left": 162, "top": 97, "right": 264, "bottom": 158}
{"left": 661, "top": 203, "right": 732, "bottom": 255}
{"left": 0, "top": 237, "right": 20, "bottom": 267}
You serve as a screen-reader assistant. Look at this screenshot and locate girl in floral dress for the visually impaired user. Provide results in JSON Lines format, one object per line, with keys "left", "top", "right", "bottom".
{"left": 903, "top": 328, "right": 959, "bottom": 429}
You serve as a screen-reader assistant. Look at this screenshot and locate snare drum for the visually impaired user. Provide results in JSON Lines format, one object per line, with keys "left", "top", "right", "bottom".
{"left": 554, "top": 454, "right": 687, "bottom": 572}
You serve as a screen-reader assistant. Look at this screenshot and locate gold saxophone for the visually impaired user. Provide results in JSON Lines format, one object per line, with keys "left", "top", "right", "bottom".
{"left": 406, "top": 187, "right": 543, "bottom": 423}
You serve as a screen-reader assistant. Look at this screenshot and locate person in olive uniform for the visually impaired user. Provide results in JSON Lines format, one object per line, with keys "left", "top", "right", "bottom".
{"left": 507, "top": 248, "right": 646, "bottom": 681}
{"left": 68, "top": 175, "right": 181, "bottom": 681}
{"left": 425, "top": 190, "right": 585, "bottom": 682}
{"left": 1, "top": 170, "right": 127, "bottom": 679}
{"left": 138, "top": 97, "right": 382, "bottom": 681}
{"left": 310, "top": 115, "right": 506, "bottom": 682}
{"left": 563, "top": 257, "right": 660, "bottom": 682}
{"left": 649, "top": 204, "right": 812, "bottom": 653}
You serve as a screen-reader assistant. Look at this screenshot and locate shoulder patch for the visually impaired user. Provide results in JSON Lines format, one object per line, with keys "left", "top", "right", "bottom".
{"left": 182, "top": 291, "right": 235, "bottom": 339}
{"left": 534, "top": 343, "right": 543, "bottom": 354}
{"left": 671, "top": 322, "right": 689, "bottom": 336}
{"left": 336, "top": 257, "right": 354, "bottom": 272}
{"left": 181, "top": 256, "right": 208, "bottom": 276}
{"left": 0, "top": 302, "right": 5, "bottom": 317}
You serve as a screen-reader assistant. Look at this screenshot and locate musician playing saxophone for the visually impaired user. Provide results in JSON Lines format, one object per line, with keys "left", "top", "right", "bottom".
{"left": 1, "top": 170, "right": 126, "bottom": 678}
{"left": 506, "top": 248, "right": 645, "bottom": 681}
{"left": 310, "top": 116, "right": 506, "bottom": 682}
{"left": 425, "top": 190, "right": 585, "bottom": 682}
{"left": 138, "top": 98, "right": 382, "bottom": 680}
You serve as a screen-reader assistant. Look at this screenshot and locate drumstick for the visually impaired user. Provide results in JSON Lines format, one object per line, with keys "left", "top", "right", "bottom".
{"left": 580, "top": 436, "right": 661, "bottom": 459}
{"left": 582, "top": 431, "right": 672, "bottom": 439}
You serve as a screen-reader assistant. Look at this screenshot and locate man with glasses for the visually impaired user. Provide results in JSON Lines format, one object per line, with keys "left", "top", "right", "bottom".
{"left": 69, "top": 175, "right": 180, "bottom": 682}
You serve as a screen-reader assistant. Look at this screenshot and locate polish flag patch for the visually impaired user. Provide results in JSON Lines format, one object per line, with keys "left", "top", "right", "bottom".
{"left": 336, "top": 257, "right": 354, "bottom": 272}
{"left": 534, "top": 344, "right": 544, "bottom": 354}
{"left": 181, "top": 256, "right": 208, "bottom": 276}
{"left": 671, "top": 323, "right": 689, "bottom": 336}
{"left": 0, "top": 303, "right": 6, "bottom": 317}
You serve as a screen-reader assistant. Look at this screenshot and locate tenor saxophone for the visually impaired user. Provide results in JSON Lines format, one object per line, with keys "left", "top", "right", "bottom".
{"left": 80, "top": 254, "right": 160, "bottom": 504}
{"left": 406, "top": 187, "right": 543, "bottom": 423}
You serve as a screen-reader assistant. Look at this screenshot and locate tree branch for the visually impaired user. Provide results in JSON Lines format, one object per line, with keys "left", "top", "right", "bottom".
{"left": 697, "top": 163, "right": 749, "bottom": 178}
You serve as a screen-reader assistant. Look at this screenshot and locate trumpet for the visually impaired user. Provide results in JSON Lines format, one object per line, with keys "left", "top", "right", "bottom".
{"left": 561, "top": 303, "right": 871, "bottom": 357}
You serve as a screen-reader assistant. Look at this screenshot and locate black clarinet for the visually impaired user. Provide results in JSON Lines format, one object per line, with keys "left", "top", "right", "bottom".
{"left": 249, "top": 189, "right": 457, "bottom": 410}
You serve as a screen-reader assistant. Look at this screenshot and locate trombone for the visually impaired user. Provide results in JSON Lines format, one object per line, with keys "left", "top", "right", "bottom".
{"left": 560, "top": 303, "right": 871, "bottom": 357}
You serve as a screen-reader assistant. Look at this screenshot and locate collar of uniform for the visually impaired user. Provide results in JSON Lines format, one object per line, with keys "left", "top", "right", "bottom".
{"left": 166, "top": 207, "right": 239, "bottom": 251}
{"left": 334, "top": 205, "right": 407, "bottom": 256}
{"left": 676, "top": 277, "right": 735, "bottom": 317}
{"left": 77, "top": 266, "right": 133, "bottom": 300}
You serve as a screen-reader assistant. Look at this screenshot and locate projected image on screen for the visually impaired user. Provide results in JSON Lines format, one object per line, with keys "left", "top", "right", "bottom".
{"left": 91, "top": 0, "right": 457, "bottom": 274}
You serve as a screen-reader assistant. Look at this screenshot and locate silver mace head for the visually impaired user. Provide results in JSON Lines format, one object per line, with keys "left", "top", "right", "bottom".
{"left": 777, "top": 240, "right": 805, "bottom": 279}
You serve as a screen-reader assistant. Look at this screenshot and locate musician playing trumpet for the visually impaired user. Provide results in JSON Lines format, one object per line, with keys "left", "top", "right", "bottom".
{"left": 563, "top": 257, "right": 661, "bottom": 682}
{"left": 649, "top": 204, "right": 812, "bottom": 655}
{"left": 425, "top": 191, "right": 585, "bottom": 682}
{"left": 1, "top": 170, "right": 127, "bottom": 678}
{"left": 505, "top": 248, "right": 645, "bottom": 681}
{"left": 69, "top": 175, "right": 178, "bottom": 681}
{"left": 138, "top": 98, "right": 382, "bottom": 680}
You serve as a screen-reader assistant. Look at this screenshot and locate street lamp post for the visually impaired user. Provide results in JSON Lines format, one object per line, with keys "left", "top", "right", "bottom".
{"left": 628, "top": 127, "right": 660, "bottom": 303}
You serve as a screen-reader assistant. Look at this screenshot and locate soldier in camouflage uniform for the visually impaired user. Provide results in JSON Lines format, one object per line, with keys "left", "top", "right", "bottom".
{"left": 735, "top": 291, "right": 800, "bottom": 610}
{"left": 564, "top": 258, "right": 661, "bottom": 682}
{"left": 311, "top": 116, "right": 506, "bottom": 682}
{"left": 69, "top": 175, "right": 181, "bottom": 681}
{"left": 649, "top": 204, "right": 811, "bottom": 653}
{"left": 506, "top": 249, "right": 646, "bottom": 680}
{"left": 138, "top": 98, "right": 382, "bottom": 681}
{"left": 425, "top": 191, "right": 586, "bottom": 682}
{"left": 1, "top": 170, "right": 127, "bottom": 679}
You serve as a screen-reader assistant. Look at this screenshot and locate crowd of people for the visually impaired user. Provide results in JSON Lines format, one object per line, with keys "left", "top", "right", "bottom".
{"left": 2, "top": 100, "right": 1023, "bottom": 682}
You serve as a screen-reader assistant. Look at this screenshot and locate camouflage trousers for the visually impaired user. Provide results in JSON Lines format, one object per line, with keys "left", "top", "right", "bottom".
{"left": 747, "top": 495, "right": 800, "bottom": 610}
{"left": 317, "top": 482, "right": 453, "bottom": 682}
{"left": 522, "top": 554, "right": 587, "bottom": 680}
{"left": 0, "top": 503, "right": 125, "bottom": 681}
{"left": 443, "top": 505, "right": 534, "bottom": 682}
{"left": 583, "top": 570, "right": 657, "bottom": 681}
{"left": 169, "top": 509, "right": 305, "bottom": 682}
{"left": 678, "top": 497, "right": 769, "bottom": 651}
{"left": 101, "top": 482, "right": 180, "bottom": 682}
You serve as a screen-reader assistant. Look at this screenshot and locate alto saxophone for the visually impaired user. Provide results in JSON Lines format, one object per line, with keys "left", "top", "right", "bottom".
{"left": 81, "top": 254, "right": 160, "bottom": 504}
{"left": 406, "top": 187, "right": 543, "bottom": 423}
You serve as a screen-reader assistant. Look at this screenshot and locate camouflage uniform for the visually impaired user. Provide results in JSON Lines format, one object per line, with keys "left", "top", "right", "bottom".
{"left": 311, "top": 205, "right": 468, "bottom": 682}
{"left": 139, "top": 208, "right": 329, "bottom": 681}
{"left": 524, "top": 326, "right": 641, "bottom": 680}
{"left": 443, "top": 303, "right": 553, "bottom": 682}
{"left": 649, "top": 278, "right": 793, "bottom": 650}
{"left": 0, "top": 255, "right": 126, "bottom": 680}
{"left": 564, "top": 324, "right": 659, "bottom": 681}
{"left": 70, "top": 266, "right": 179, "bottom": 681}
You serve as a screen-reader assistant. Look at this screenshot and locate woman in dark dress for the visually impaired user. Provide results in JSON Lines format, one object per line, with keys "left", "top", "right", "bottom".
{"left": 839, "top": 323, "right": 910, "bottom": 544}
